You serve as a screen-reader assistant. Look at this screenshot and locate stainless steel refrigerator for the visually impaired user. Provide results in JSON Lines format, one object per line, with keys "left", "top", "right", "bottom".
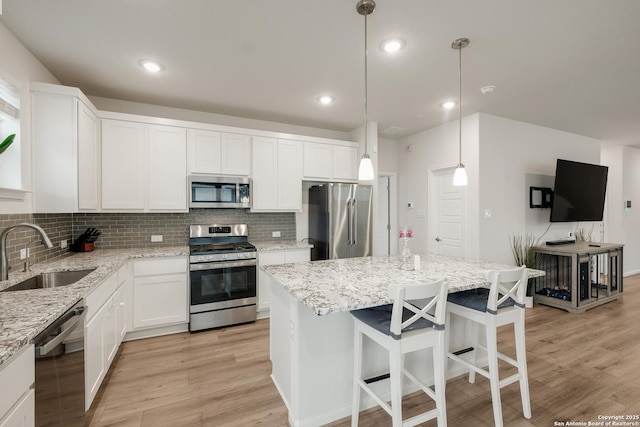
{"left": 308, "top": 183, "right": 373, "bottom": 261}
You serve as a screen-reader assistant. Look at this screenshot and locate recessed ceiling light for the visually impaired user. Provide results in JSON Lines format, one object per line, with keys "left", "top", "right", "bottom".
{"left": 381, "top": 38, "right": 405, "bottom": 53}
{"left": 139, "top": 60, "right": 163, "bottom": 73}
{"left": 441, "top": 100, "right": 457, "bottom": 110}
{"left": 317, "top": 95, "right": 334, "bottom": 105}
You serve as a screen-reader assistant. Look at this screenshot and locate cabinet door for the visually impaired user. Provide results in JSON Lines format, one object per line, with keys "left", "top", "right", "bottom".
{"left": 116, "top": 283, "right": 127, "bottom": 345}
{"left": 102, "top": 120, "right": 145, "bottom": 209}
{"left": 0, "top": 389, "right": 34, "bottom": 427}
{"left": 133, "top": 274, "right": 188, "bottom": 329}
{"left": 147, "top": 125, "right": 187, "bottom": 211}
{"left": 285, "top": 248, "right": 311, "bottom": 264}
{"left": 187, "top": 128, "right": 222, "bottom": 174}
{"left": 104, "top": 296, "right": 118, "bottom": 366}
{"left": 333, "top": 145, "right": 359, "bottom": 182}
{"left": 220, "top": 133, "right": 251, "bottom": 176}
{"left": 85, "top": 304, "right": 106, "bottom": 409}
{"left": 31, "top": 91, "right": 78, "bottom": 213}
{"left": 303, "top": 142, "right": 332, "bottom": 180}
{"left": 251, "top": 137, "right": 278, "bottom": 210}
{"left": 277, "top": 139, "right": 302, "bottom": 210}
{"left": 77, "top": 99, "right": 100, "bottom": 210}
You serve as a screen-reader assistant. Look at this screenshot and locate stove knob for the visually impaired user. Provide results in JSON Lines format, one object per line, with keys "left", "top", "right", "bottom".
{"left": 207, "top": 255, "right": 214, "bottom": 260}
{"left": 237, "top": 253, "right": 244, "bottom": 259}
{"left": 222, "top": 254, "right": 228, "bottom": 260}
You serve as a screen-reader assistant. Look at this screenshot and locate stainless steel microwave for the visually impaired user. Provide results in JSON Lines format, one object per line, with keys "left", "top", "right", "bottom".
{"left": 188, "top": 175, "right": 251, "bottom": 208}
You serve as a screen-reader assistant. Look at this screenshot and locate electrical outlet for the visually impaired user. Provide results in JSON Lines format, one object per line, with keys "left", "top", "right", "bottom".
{"left": 567, "top": 232, "right": 573, "bottom": 238}
{"left": 20, "top": 249, "right": 27, "bottom": 260}
{"left": 151, "top": 235, "right": 163, "bottom": 243}
{"left": 60, "top": 240, "right": 68, "bottom": 249}
{"left": 272, "top": 231, "right": 281, "bottom": 238}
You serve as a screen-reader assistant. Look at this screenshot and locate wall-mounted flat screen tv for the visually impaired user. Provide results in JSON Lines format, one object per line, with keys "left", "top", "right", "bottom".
{"left": 550, "top": 159, "right": 608, "bottom": 222}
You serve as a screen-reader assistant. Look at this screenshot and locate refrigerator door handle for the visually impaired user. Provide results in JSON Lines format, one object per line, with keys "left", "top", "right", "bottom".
{"left": 351, "top": 199, "right": 357, "bottom": 246}
{"left": 347, "top": 198, "right": 353, "bottom": 245}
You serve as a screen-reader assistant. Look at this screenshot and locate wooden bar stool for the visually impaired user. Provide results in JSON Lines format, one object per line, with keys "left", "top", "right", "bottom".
{"left": 446, "top": 266, "right": 531, "bottom": 427}
{"left": 351, "top": 279, "right": 449, "bottom": 427}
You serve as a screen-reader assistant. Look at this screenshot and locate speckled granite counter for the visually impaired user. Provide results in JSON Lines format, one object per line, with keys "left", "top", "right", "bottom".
{"left": 0, "top": 246, "right": 188, "bottom": 367}
{"left": 263, "top": 253, "right": 544, "bottom": 316}
{"left": 252, "top": 240, "right": 313, "bottom": 251}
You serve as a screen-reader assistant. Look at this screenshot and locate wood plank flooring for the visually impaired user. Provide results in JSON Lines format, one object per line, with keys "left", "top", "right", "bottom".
{"left": 86, "top": 276, "right": 640, "bottom": 427}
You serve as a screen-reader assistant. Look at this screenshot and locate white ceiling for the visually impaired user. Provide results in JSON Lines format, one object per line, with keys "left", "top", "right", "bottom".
{"left": 2, "top": 0, "right": 640, "bottom": 145}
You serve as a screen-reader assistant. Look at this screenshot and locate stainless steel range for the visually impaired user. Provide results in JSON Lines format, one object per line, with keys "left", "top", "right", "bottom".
{"left": 189, "top": 224, "right": 257, "bottom": 332}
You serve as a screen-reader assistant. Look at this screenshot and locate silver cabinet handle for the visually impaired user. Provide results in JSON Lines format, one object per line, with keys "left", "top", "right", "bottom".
{"left": 435, "top": 237, "right": 442, "bottom": 242}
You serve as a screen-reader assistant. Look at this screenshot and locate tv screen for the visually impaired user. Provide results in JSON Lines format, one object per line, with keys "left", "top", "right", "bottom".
{"left": 550, "top": 159, "right": 608, "bottom": 222}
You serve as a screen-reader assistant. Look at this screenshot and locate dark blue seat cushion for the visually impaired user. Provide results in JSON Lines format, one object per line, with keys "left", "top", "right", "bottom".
{"left": 447, "top": 288, "right": 515, "bottom": 313}
{"left": 351, "top": 304, "right": 435, "bottom": 340}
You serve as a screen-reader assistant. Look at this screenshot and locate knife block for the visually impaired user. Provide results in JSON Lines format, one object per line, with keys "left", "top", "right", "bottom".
{"left": 71, "top": 240, "right": 95, "bottom": 252}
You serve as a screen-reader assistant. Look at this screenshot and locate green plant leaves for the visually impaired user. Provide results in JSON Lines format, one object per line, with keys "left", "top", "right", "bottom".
{"left": 0, "top": 134, "right": 15, "bottom": 155}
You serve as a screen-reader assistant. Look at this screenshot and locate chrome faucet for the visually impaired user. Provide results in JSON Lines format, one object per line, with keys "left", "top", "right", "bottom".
{"left": 0, "top": 223, "right": 53, "bottom": 281}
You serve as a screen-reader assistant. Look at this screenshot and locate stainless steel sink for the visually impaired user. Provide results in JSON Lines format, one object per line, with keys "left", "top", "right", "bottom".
{"left": 1, "top": 268, "right": 96, "bottom": 292}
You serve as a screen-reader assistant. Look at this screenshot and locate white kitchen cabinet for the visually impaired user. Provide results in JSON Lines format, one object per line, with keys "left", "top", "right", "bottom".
{"left": 84, "top": 270, "right": 126, "bottom": 409}
{"left": 187, "top": 128, "right": 222, "bottom": 174}
{"left": 251, "top": 137, "right": 302, "bottom": 212}
{"left": 0, "top": 344, "right": 34, "bottom": 427}
{"left": 102, "top": 119, "right": 187, "bottom": 212}
{"left": 332, "top": 145, "right": 359, "bottom": 181}
{"left": 31, "top": 82, "right": 100, "bottom": 213}
{"left": 101, "top": 119, "right": 145, "bottom": 210}
{"left": 257, "top": 248, "right": 310, "bottom": 315}
{"left": 147, "top": 125, "right": 187, "bottom": 210}
{"left": 302, "top": 141, "right": 359, "bottom": 182}
{"left": 221, "top": 133, "right": 251, "bottom": 176}
{"left": 131, "top": 257, "right": 188, "bottom": 330}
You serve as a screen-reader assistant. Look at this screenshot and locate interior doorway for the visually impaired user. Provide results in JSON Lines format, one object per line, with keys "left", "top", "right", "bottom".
{"left": 428, "top": 167, "right": 467, "bottom": 257}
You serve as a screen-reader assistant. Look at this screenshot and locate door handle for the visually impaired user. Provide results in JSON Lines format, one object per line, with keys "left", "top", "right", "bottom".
{"left": 435, "top": 237, "right": 442, "bottom": 242}
{"left": 351, "top": 199, "right": 357, "bottom": 246}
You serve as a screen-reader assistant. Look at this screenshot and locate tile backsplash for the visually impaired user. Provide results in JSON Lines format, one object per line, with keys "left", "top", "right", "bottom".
{"left": 0, "top": 210, "right": 296, "bottom": 275}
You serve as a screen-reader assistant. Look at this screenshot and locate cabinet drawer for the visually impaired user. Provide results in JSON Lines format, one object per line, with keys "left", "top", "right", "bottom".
{"left": 86, "top": 271, "right": 118, "bottom": 321}
{"left": 0, "top": 344, "right": 34, "bottom": 419}
{"left": 133, "top": 257, "right": 187, "bottom": 277}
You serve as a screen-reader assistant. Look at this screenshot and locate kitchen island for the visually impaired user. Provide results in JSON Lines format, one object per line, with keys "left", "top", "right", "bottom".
{"left": 263, "top": 253, "right": 544, "bottom": 427}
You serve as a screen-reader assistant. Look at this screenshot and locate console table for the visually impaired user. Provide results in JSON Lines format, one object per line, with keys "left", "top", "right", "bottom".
{"left": 532, "top": 242, "right": 623, "bottom": 313}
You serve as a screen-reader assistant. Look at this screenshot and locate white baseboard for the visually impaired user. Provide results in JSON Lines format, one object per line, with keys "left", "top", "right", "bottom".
{"left": 623, "top": 269, "right": 640, "bottom": 277}
{"left": 123, "top": 323, "right": 188, "bottom": 342}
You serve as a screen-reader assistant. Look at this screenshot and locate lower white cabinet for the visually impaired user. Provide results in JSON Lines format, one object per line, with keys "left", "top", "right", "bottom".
{"left": 0, "top": 344, "right": 34, "bottom": 427}
{"left": 257, "top": 248, "right": 310, "bottom": 315}
{"left": 84, "top": 265, "right": 128, "bottom": 410}
{"left": 131, "top": 257, "right": 188, "bottom": 330}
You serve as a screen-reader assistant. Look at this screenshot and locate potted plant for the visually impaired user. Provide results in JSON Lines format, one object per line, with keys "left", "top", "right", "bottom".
{"left": 509, "top": 233, "right": 537, "bottom": 308}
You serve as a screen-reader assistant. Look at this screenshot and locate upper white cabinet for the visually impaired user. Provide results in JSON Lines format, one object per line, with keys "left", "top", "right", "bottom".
{"left": 251, "top": 137, "right": 302, "bottom": 212}
{"left": 187, "top": 129, "right": 222, "bottom": 174}
{"left": 221, "top": 133, "right": 251, "bottom": 176}
{"left": 101, "top": 119, "right": 145, "bottom": 210}
{"left": 31, "top": 82, "right": 100, "bottom": 212}
{"left": 187, "top": 130, "right": 251, "bottom": 177}
{"left": 147, "top": 125, "right": 187, "bottom": 210}
{"left": 101, "top": 119, "right": 187, "bottom": 211}
{"left": 302, "top": 141, "right": 358, "bottom": 182}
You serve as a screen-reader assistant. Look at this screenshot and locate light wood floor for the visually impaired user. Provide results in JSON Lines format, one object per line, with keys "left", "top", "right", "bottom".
{"left": 86, "top": 276, "right": 640, "bottom": 427}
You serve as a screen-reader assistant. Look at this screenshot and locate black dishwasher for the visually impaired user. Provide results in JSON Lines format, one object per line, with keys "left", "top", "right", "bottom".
{"left": 34, "top": 300, "right": 86, "bottom": 427}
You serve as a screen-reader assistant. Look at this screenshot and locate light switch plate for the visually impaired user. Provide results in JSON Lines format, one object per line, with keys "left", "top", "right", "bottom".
{"left": 272, "top": 231, "right": 281, "bottom": 238}
{"left": 20, "top": 249, "right": 27, "bottom": 260}
{"left": 151, "top": 235, "right": 163, "bottom": 243}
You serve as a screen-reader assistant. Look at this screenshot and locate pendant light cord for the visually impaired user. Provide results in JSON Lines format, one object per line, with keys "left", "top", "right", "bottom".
{"left": 458, "top": 41, "right": 462, "bottom": 166}
{"left": 364, "top": 8, "right": 369, "bottom": 156}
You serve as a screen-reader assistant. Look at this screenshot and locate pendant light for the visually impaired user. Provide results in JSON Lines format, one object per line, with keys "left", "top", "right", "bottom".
{"left": 357, "top": 0, "right": 375, "bottom": 181}
{"left": 452, "top": 37, "right": 469, "bottom": 186}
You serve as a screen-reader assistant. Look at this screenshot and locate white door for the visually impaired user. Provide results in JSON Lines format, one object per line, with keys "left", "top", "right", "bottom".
{"left": 431, "top": 168, "right": 466, "bottom": 257}
{"left": 375, "top": 175, "right": 391, "bottom": 256}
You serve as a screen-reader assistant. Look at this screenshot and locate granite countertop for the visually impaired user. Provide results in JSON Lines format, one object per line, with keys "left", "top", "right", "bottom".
{"left": 0, "top": 246, "right": 188, "bottom": 367}
{"left": 252, "top": 240, "right": 313, "bottom": 251}
{"left": 263, "top": 253, "right": 545, "bottom": 316}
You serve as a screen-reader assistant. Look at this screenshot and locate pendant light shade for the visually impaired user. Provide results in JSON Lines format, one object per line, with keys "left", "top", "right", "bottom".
{"left": 357, "top": 0, "right": 376, "bottom": 181}
{"left": 452, "top": 37, "right": 469, "bottom": 187}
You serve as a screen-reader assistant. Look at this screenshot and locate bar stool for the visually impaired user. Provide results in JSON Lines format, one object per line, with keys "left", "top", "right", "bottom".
{"left": 351, "top": 279, "right": 448, "bottom": 427}
{"left": 446, "top": 266, "right": 531, "bottom": 427}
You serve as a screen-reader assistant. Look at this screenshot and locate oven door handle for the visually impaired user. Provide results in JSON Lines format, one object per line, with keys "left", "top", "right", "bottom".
{"left": 190, "top": 260, "right": 257, "bottom": 271}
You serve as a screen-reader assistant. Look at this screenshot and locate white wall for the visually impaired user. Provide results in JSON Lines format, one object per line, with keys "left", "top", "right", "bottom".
{"left": 0, "top": 22, "right": 60, "bottom": 213}
{"left": 396, "top": 114, "right": 480, "bottom": 256}
{"left": 479, "top": 113, "right": 601, "bottom": 264}
{"left": 603, "top": 145, "right": 640, "bottom": 275}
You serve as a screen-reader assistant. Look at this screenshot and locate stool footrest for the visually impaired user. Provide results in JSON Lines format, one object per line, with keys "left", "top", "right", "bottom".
{"left": 403, "top": 408, "right": 440, "bottom": 427}
{"left": 499, "top": 373, "right": 522, "bottom": 389}
{"left": 448, "top": 352, "right": 491, "bottom": 380}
